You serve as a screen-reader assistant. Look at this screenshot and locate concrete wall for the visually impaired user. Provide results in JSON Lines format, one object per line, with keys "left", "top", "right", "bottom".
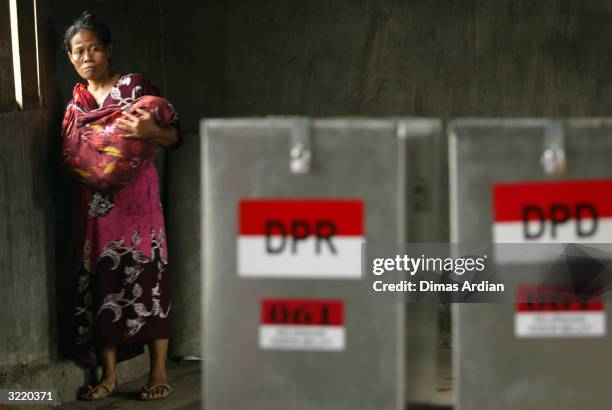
{"left": 222, "top": 0, "right": 612, "bottom": 117}
{"left": 0, "top": 111, "right": 54, "bottom": 368}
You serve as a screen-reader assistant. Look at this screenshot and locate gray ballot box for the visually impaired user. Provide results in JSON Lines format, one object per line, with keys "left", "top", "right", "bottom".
{"left": 449, "top": 119, "right": 612, "bottom": 410}
{"left": 201, "top": 118, "right": 442, "bottom": 410}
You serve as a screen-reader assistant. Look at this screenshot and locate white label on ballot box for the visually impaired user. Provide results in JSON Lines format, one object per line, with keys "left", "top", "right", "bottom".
{"left": 259, "top": 298, "right": 345, "bottom": 351}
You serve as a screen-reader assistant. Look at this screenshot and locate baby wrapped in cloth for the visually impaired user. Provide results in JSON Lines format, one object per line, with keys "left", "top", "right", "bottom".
{"left": 61, "top": 83, "right": 176, "bottom": 192}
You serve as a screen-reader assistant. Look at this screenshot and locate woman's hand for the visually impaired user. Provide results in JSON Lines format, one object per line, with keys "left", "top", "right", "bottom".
{"left": 116, "top": 108, "right": 178, "bottom": 147}
{"left": 116, "top": 108, "right": 159, "bottom": 140}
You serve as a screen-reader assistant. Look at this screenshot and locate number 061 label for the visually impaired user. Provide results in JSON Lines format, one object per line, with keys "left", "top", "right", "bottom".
{"left": 515, "top": 285, "right": 606, "bottom": 338}
{"left": 259, "top": 299, "right": 345, "bottom": 351}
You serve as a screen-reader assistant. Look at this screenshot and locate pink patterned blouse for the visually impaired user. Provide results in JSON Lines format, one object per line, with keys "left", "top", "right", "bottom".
{"left": 72, "top": 73, "right": 179, "bottom": 268}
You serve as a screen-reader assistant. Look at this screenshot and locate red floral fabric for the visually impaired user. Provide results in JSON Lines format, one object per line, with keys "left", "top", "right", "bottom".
{"left": 61, "top": 84, "right": 176, "bottom": 191}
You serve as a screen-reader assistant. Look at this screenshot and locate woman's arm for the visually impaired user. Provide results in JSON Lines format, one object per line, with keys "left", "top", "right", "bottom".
{"left": 149, "top": 125, "right": 178, "bottom": 147}
{"left": 116, "top": 108, "right": 178, "bottom": 147}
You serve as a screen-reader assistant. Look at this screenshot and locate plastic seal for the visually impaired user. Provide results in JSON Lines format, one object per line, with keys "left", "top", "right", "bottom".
{"left": 541, "top": 120, "right": 566, "bottom": 175}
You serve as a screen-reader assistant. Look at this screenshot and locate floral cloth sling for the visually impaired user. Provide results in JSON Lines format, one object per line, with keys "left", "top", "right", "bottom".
{"left": 61, "top": 81, "right": 176, "bottom": 192}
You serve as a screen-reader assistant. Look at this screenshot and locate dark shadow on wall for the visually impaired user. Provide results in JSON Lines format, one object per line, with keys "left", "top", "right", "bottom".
{"left": 39, "top": 3, "right": 77, "bottom": 359}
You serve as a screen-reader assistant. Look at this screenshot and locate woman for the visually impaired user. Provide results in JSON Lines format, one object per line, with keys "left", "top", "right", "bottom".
{"left": 61, "top": 11, "right": 179, "bottom": 400}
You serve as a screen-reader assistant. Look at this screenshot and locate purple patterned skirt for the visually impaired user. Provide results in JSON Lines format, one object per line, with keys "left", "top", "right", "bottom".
{"left": 72, "top": 230, "right": 172, "bottom": 366}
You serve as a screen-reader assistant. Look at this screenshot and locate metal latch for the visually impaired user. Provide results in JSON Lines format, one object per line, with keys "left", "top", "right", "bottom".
{"left": 289, "top": 118, "right": 312, "bottom": 175}
{"left": 541, "top": 120, "right": 566, "bottom": 176}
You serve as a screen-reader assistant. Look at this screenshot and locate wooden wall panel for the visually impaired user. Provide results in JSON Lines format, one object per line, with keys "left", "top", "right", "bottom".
{"left": 0, "top": 110, "right": 52, "bottom": 365}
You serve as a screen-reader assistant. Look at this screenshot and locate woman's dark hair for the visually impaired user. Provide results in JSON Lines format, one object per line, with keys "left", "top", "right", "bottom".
{"left": 63, "top": 11, "right": 112, "bottom": 53}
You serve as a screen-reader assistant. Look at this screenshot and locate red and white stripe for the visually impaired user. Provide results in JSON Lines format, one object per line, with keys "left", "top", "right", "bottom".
{"left": 493, "top": 179, "right": 612, "bottom": 243}
{"left": 238, "top": 199, "right": 364, "bottom": 278}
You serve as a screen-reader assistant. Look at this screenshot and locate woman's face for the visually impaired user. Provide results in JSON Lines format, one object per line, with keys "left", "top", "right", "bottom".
{"left": 67, "top": 30, "right": 112, "bottom": 81}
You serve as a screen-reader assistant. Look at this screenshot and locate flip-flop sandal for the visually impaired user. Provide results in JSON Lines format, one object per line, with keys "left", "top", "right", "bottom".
{"left": 139, "top": 383, "right": 172, "bottom": 401}
{"left": 79, "top": 383, "right": 114, "bottom": 401}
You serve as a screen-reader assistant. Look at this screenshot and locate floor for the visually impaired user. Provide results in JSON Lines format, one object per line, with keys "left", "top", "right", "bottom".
{"left": 434, "top": 347, "right": 453, "bottom": 408}
{"left": 59, "top": 348, "right": 453, "bottom": 409}
{"left": 59, "top": 360, "right": 201, "bottom": 410}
